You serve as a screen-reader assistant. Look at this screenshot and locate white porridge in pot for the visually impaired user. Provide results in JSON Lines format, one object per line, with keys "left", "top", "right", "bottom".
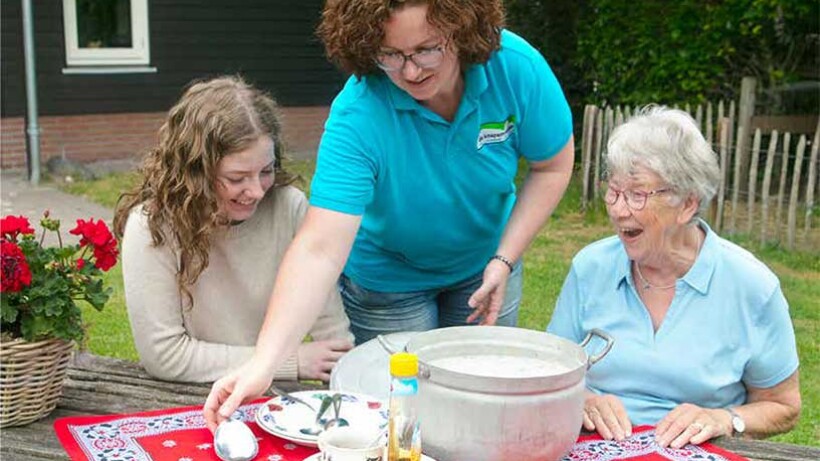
{"left": 428, "top": 354, "right": 574, "bottom": 378}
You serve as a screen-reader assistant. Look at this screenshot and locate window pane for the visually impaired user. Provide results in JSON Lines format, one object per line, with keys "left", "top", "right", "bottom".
{"left": 76, "top": 0, "right": 132, "bottom": 49}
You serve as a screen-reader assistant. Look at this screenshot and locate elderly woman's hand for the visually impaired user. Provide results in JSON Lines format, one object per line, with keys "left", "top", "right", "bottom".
{"left": 584, "top": 392, "right": 632, "bottom": 441}
{"left": 655, "top": 403, "right": 731, "bottom": 448}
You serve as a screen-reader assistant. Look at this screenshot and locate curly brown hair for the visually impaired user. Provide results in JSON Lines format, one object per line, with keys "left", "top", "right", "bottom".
{"left": 317, "top": 0, "right": 505, "bottom": 76}
{"left": 113, "top": 76, "right": 296, "bottom": 304}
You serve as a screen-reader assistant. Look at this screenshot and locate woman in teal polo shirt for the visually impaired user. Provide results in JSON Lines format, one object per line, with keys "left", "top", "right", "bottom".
{"left": 548, "top": 107, "right": 800, "bottom": 448}
{"left": 205, "top": 0, "right": 574, "bottom": 430}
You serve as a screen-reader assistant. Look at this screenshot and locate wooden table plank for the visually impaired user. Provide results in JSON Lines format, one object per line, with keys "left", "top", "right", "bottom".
{"left": 714, "top": 437, "right": 820, "bottom": 461}
{"left": 1, "top": 353, "right": 817, "bottom": 461}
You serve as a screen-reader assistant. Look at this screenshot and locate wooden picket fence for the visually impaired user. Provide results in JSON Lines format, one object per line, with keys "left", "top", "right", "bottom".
{"left": 579, "top": 102, "right": 820, "bottom": 251}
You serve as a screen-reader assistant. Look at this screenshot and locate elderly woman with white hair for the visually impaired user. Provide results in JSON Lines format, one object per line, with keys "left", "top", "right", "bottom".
{"left": 547, "top": 106, "right": 801, "bottom": 448}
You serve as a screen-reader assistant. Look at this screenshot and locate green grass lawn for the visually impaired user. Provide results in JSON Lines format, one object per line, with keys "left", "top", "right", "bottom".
{"left": 60, "top": 159, "right": 819, "bottom": 446}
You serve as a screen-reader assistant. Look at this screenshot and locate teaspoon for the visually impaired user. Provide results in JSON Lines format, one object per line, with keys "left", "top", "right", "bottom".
{"left": 268, "top": 384, "right": 317, "bottom": 412}
{"left": 323, "top": 393, "right": 350, "bottom": 430}
{"left": 300, "top": 394, "right": 334, "bottom": 436}
{"left": 214, "top": 416, "right": 258, "bottom": 461}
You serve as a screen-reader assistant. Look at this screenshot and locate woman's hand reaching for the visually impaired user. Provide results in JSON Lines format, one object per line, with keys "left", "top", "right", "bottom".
{"left": 203, "top": 358, "right": 274, "bottom": 433}
{"left": 467, "top": 259, "right": 511, "bottom": 325}
{"left": 297, "top": 338, "right": 353, "bottom": 381}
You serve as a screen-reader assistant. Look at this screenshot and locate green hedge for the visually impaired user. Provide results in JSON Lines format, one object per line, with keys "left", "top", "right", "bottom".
{"left": 506, "top": 0, "right": 819, "bottom": 109}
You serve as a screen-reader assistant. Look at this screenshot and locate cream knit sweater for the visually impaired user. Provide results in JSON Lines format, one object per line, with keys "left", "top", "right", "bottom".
{"left": 122, "top": 186, "right": 353, "bottom": 383}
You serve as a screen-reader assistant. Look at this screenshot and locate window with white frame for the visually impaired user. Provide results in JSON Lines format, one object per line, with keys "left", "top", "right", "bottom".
{"left": 63, "top": 0, "right": 150, "bottom": 67}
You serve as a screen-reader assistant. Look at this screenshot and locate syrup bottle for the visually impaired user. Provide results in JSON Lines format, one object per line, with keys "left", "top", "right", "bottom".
{"left": 387, "top": 352, "right": 421, "bottom": 461}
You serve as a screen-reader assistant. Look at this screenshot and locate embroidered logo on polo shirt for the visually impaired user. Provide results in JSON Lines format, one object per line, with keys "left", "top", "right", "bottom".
{"left": 477, "top": 115, "right": 516, "bottom": 149}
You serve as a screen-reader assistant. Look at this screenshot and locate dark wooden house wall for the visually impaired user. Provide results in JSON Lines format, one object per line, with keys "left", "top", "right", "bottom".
{"left": 1, "top": 0, "right": 346, "bottom": 118}
{"left": 2, "top": 1, "right": 27, "bottom": 117}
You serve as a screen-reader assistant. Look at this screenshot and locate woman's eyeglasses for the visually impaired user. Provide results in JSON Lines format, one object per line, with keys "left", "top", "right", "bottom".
{"left": 375, "top": 42, "right": 447, "bottom": 72}
{"left": 602, "top": 182, "right": 671, "bottom": 211}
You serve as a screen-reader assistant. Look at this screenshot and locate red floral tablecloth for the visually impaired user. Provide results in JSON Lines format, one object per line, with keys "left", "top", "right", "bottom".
{"left": 565, "top": 426, "right": 748, "bottom": 461}
{"left": 55, "top": 404, "right": 748, "bottom": 461}
{"left": 54, "top": 399, "right": 316, "bottom": 461}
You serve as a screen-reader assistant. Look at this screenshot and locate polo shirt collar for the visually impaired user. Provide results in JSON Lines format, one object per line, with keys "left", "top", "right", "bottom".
{"left": 682, "top": 219, "right": 716, "bottom": 295}
{"left": 615, "top": 248, "right": 632, "bottom": 290}
{"left": 463, "top": 62, "right": 488, "bottom": 101}
{"left": 615, "top": 219, "right": 716, "bottom": 295}
{"left": 382, "top": 62, "right": 489, "bottom": 116}
{"left": 383, "top": 73, "right": 417, "bottom": 111}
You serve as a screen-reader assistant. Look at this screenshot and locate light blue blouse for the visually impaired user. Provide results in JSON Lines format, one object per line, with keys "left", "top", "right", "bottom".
{"left": 547, "top": 221, "right": 799, "bottom": 425}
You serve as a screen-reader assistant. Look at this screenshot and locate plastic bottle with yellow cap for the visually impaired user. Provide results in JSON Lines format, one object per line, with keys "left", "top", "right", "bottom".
{"left": 388, "top": 352, "right": 421, "bottom": 461}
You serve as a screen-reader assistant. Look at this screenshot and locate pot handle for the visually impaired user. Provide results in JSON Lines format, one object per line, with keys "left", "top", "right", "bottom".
{"left": 376, "top": 335, "right": 431, "bottom": 380}
{"left": 377, "top": 334, "right": 402, "bottom": 354}
{"left": 579, "top": 329, "right": 614, "bottom": 369}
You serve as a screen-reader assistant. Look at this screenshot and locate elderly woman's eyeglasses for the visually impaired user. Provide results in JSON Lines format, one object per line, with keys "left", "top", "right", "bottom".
{"left": 603, "top": 183, "right": 671, "bottom": 211}
{"left": 375, "top": 42, "right": 447, "bottom": 72}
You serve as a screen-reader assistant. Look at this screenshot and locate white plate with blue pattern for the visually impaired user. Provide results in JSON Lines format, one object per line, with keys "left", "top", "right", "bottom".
{"left": 256, "top": 390, "right": 387, "bottom": 447}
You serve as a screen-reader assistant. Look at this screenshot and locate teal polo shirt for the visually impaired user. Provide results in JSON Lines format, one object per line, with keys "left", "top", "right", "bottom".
{"left": 310, "top": 30, "right": 572, "bottom": 292}
{"left": 547, "top": 221, "right": 799, "bottom": 425}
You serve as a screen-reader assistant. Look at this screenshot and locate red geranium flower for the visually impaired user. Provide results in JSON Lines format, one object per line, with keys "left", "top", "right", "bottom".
{"left": 92, "top": 240, "right": 118, "bottom": 271}
{"left": 1, "top": 215, "right": 35, "bottom": 240}
{"left": 1, "top": 240, "right": 32, "bottom": 292}
{"left": 69, "top": 218, "right": 119, "bottom": 271}
{"left": 69, "top": 218, "right": 111, "bottom": 247}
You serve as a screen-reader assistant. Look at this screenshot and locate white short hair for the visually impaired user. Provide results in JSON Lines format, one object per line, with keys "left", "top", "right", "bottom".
{"left": 606, "top": 105, "right": 721, "bottom": 216}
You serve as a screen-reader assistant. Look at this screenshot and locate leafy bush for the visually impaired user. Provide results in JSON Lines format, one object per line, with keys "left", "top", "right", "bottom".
{"left": 506, "top": 0, "right": 819, "bottom": 106}
{"left": 578, "top": 0, "right": 818, "bottom": 105}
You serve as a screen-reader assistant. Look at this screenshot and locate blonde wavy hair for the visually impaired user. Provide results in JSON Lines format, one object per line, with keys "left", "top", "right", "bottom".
{"left": 114, "top": 76, "right": 296, "bottom": 304}
{"left": 317, "top": 0, "right": 505, "bottom": 76}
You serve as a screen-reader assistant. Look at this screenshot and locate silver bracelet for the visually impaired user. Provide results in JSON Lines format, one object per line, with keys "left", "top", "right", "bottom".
{"left": 489, "top": 254, "right": 515, "bottom": 273}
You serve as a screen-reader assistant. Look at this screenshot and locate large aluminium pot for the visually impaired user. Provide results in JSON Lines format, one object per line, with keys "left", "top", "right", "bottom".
{"left": 379, "top": 326, "right": 613, "bottom": 461}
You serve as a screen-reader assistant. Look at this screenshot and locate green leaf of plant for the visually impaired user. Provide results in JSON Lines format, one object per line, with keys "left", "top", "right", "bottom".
{"left": 1, "top": 296, "right": 20, "bottom": 324}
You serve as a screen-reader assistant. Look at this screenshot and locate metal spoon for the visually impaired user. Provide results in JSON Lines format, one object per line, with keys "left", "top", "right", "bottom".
{"left": 323, "top": 393, "right": 350, "bottom": 430}
{"left": 214, "top": 415, "right": 259, "bottom": 461}
{"left": 299, "top": 394, "right": 334, "bottom": 436}
{"left": 268, "top": 383, "right": 317, "bottom": 412}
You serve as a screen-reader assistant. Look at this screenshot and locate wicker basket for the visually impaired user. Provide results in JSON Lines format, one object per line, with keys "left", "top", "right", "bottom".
{"left": 0, "top": 337, "right": 74, "bottom": 427}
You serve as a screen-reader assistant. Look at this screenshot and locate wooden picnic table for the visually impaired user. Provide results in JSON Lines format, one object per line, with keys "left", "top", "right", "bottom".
{"left": 1, "top": 353, "right": 817, "bottom": 461}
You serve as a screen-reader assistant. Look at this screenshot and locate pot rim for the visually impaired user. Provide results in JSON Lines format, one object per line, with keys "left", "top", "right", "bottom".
{"left": 405, "top": 326, "right": 593, "bottom": 394}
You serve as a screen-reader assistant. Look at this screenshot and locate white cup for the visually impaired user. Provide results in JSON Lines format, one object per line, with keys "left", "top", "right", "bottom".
{"left": 317, "top": 426, "right": 384, "bottom": 461}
